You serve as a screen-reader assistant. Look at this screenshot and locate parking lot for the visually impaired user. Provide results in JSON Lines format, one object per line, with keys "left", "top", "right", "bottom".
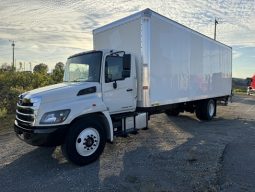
{"left": 0, "top": 95, "right": 255, "bottom": 192}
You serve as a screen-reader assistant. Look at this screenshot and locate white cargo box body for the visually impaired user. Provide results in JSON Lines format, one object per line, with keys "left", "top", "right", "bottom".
{"left": 93, "top": 9, "right": 232, "bottom": 108}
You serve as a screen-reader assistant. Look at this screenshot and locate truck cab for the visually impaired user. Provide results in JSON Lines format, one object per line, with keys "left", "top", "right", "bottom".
{"left": 14, "top": 50, "right": 145, "bottom": 165}
{"left": 64, "top": 50, "right": 137, "bottom": 113}
{"left": 247, "top": 75, "right": 255, "bottom": 95}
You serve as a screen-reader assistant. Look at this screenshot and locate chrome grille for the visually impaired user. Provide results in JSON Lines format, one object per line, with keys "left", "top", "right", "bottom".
{"left": 17, "top": 107, "right": 34, "bottom": 114}
{"left": 16, "top": 110, "right": 34, "bottom": 122}
{"left": 16, "top": 97, "right": 35, "bottom": 129}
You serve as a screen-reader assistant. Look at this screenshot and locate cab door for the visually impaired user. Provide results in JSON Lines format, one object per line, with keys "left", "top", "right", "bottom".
{"left": 102, "top": 54, "right": 136, "bottom": 114}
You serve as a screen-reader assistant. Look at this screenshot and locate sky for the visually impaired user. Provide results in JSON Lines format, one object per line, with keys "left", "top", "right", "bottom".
{"left": 0, "top": 0, "right": 254, "bottom": 78}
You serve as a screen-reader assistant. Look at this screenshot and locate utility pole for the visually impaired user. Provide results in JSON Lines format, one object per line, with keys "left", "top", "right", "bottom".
{"left": 9, "top": 40, "right": 15, "bottom": 69}
{"left": 214, "top": 19, "right": 218, "bottom": 40}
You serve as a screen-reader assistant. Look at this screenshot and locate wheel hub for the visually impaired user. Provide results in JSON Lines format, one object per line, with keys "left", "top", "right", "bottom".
{"left": 75, "top": 128, "right": 100, "bottom": 156}
{"left": 84, "top": 136, "right": 97, "bottom": 148}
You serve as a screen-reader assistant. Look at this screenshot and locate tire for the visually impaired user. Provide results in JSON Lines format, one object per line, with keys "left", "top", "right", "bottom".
{"left": 165, "top": 109, "right": 180, "bottom": 116}
{"left": 195, "top": 106, "right": 203, "bottom": 120}
{"left": 196, "top": 99, "right": 216, "bottom": 121}
{"left": 62, "top": 117, "right": 106, "bottom": 166}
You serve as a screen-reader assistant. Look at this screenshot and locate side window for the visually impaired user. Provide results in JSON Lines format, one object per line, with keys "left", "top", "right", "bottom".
{"left": 105, "top": 55, "right": 130, "bottom": 83}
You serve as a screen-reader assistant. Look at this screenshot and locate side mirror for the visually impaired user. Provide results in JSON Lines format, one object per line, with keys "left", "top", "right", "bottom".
{"left": 122, "top": 54, "right": 131, "bottom": 79}
{"left": 122, "top": 71, "right": 130, "bottom": 79}
{"left": 123, "top": 54, "right": 131, "bottom": 70}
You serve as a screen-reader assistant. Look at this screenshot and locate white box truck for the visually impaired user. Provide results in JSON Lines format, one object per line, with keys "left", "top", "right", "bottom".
{"left": 14, "top": 9, "right": 232, "bottom": 165}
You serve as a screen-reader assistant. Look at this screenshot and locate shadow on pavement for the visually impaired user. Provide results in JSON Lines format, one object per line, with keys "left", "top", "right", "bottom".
{"left": 0, "top": 146, "right": 101, "bottom": 192}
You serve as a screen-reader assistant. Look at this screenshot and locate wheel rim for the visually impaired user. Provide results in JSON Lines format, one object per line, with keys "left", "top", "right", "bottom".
{"left": 208, "top": 101, "right": 215, "bottom": 117}
{"left": 76, "top": 128, "right": 100, "bottom": 157}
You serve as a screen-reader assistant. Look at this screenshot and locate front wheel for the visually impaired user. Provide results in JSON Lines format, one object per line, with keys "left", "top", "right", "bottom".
{"left": 62, "top": 117, "right": 106, "bottom": 166}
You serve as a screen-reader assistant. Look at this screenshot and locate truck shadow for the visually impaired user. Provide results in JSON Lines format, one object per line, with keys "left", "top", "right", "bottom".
{"left": 0, "top": 146, "right": 102, "bottom": 192}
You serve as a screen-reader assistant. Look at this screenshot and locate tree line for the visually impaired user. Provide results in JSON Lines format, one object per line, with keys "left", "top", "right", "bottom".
{"left": 0, "top": 62, "right": 65, "bottom": 117}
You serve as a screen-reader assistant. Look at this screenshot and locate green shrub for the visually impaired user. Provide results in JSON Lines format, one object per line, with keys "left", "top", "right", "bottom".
{"left": 233, "top": 88, "right": 246, "bottom": 93}
{"left": 0, "top": 68, "right": 62, "bottom": 114}
{"left": 0, "top": 107, "right": 7, "bottom": 118}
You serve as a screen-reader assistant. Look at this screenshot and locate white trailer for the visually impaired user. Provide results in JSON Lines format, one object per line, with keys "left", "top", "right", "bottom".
{"left": 93, "top": 8, "right": 232, "bottom": 109}
{"left": 14, "top": 9, "right": 232, "bottom": 165}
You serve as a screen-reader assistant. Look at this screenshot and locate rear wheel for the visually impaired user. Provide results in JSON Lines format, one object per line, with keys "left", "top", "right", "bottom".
{"left": 196, "top": 99, "right": 216, "bottom": 121}
{"left": 62, "top": 117, "right": 106, "bottom": 166}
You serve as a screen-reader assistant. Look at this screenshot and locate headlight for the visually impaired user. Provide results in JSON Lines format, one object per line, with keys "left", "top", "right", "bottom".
{"left": 40, "top": 109, "right": 70, "bottom": 124}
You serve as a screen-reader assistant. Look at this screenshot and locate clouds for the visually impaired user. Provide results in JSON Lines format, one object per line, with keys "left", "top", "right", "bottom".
{"left": 0, "top": 0, "right": 254, "bottom": 77}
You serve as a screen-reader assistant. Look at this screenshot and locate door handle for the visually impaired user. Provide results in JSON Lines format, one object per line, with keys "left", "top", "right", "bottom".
{"left": 126, "top": 88, "right": 133, "bottom": 92}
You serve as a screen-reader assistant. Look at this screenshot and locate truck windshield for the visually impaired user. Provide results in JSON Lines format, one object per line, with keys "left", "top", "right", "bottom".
{"left": 64, "top": 51, "right": 102, "bottom": 82}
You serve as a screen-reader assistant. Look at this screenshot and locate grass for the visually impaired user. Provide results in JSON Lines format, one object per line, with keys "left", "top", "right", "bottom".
{"left": 0, "top": 114, "right": 15, "bottom": 135}
{"left": 233, "top": 88, "right": 247, "bottom": 94}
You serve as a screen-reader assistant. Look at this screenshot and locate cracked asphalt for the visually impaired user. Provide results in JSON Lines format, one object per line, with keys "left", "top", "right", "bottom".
{"left": 0, "top": 95, "right": 255, "bottom": 192}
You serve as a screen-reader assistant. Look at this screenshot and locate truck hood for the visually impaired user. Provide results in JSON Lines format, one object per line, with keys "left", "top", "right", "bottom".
{"left": 23, "top": 82, "right": 100, "bottom": 104}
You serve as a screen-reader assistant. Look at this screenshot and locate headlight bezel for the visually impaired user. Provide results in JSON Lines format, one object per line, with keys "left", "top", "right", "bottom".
{"left": 40, "top": 109, "right": 71, "bottom": 124}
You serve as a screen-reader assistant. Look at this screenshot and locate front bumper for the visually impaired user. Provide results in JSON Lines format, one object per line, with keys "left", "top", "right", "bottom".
{"left": 14, "top": 120, "right": 68, "bottom": 146}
